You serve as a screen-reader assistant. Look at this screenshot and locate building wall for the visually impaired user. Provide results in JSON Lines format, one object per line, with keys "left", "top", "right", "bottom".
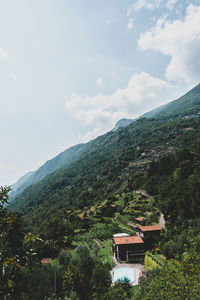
{"left": 117, "top": 243, "right": 144, "bottom": 261}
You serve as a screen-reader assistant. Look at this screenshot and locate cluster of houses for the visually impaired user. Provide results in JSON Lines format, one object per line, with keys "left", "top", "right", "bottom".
{"left": 113, "top": 217, "right": 163, "bottom": 261}
{"left": 182, "top": 111, "right": 200, "bottom": 120}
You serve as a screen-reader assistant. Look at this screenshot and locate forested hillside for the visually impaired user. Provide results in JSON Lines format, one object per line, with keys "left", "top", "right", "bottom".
{"left": 10, "top": 116, "right": 200, "bottom": 233}
{"left": 11, "top": 84, "right": 200, "bottom": 202}
{"left": 151, "top": 83, "right": 200, "bottom": 119}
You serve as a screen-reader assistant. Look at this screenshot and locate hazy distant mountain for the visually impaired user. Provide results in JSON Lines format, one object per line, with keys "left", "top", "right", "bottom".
{"left": 11, "top": 143, "right": 91, "bottom": 200}
{"left": 11, "top": 171, "right": 34, "bottom": 199}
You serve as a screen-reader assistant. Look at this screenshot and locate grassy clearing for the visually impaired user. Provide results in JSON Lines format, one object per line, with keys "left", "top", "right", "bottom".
{"left": 99, "top": 240, "right": 114, "bottom": 267}
{"left": 114, "top": 194, "right": 125, "bottom": 208}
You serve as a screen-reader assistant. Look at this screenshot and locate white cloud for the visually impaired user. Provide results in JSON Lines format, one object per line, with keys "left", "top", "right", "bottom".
{"left": 0, "top": 47, "right": 11, "bottom": 61}
{"left": 166, "top": 0, "right": 177, "bottom": 10}
{"left": 127, "top": 18, "right": 134, "bottom": 30}
{"left": 128, "top": 0, "right": 163, "bottom": 16}
{"left": 66, "top": 72, "right": 177, "bottom": 141}
{"left": 96, "top": 78, "right": 103, "bottom": 88}
{"left": 138, "top": 4, "right": 200, "bottom": 84}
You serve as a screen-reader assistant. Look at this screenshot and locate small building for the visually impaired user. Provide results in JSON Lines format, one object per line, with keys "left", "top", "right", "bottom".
{"left": 135, "top": 216, "right": 145, "bottom": 225}
{"left": 109, "top": 204, "right": 117, "bottom": 212}
{"left": 41, "top": 258, "right": 52, "bottom": 264}
{"left": 113, "top": 236, "right": 144, "bottom": 261}
{"left": 136, "top": 224, "right": 162, "bottom": 238}
{"left": 136, "top": 224, "right": 162, "bottom": 250}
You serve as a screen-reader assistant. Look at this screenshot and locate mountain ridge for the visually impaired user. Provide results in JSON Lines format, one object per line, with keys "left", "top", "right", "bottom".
{"left": 11, "top": 142, "right": 91, "bottom": 200}
{"left": 10, "top": 83, "right": 200, "bottom": 205}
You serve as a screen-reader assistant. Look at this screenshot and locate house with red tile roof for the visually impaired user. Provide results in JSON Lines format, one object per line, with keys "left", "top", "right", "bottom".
{"left": 135, "top": 216, "right": 145, "bottom": 225}
{"left": 136, "top": 224, "right": 162, "bottom": 250}
{"left": 41, "top": 258, "right": 52, "bottom": 264}
{"left": 136, "top": 224, "right": 162, "bottom": 238}
{"left": 113, "top": 236, "right": 144, "bottom": 261}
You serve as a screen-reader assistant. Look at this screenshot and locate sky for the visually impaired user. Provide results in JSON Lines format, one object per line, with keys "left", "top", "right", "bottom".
{"left": 1, "top": 0, "right": 200, "bottom": 185}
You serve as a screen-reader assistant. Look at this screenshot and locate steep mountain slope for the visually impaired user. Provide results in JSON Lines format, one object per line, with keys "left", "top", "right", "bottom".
{"left": 112, "top": 118, "right": 135, "bottom": 130}
{"left": 11, "top": 84, "right": 200, "bottom": 199}
{"left": 113, "top": 83, "right": 200, "bottom": 128}
{"left": 151, "top": 83, "right": 200, "bottom": 119}
{"left": 11, "top": 171, "right": 34, "bottom": 199}
{"left": 11, "top": 143, "right": 91, "bottom": 199}
{"left": 10, "top": 116, "right": 200, "bottom": 231}
{"left": 9, "top": 84, "right": 200, "bottom": 231}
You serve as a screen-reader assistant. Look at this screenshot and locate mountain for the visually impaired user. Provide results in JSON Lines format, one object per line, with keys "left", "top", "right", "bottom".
{"left": 10, "top": 117, "right": 200, "bottom": 231}
{"left": 112, "top": 118, "right": 135, "bottom": 130}
{"left": 149, "top": 83, "right": 200, "bottom": 119}
{"left": 11, "top": 171, "right": 34, "bottom": 199}
{"left": 9, "top": 84, "right": 200, "bottom": 231}
{"left": 11, "top": 143, "right": 91, "bottom": 200}
{"left": 112, "top": 83, "right": 200, "bottom": 129}
{"left": 12, "top": 84, "right": 200, "bottom": 201}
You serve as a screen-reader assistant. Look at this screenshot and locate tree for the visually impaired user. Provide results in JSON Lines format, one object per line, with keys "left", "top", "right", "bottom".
{"left": 63, "top": 264, "right": 80, "bottom": 297}
{"left": 91, "top": 262, "right": 111, "bottom": 298}
{"left": 0, "top": 186, "right": 42, "bottom": 299}
{"left": 58, "top": 250, "right": 72, "bottom": 268}
{"left": 105, "top": 279, "right": 133, "bottom": 300}
{"left": 46, "top": 217, "right": 74, "bottom": 247}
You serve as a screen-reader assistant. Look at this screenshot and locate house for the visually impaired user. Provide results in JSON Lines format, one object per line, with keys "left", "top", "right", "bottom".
{"left": 41, "top": 258, "right": 52, "bottom": 264}
{"left": 136, "top": 224, "right": 162, "bottom": 238}
{"left": 110, "top": 204, "right": 117, "bottom": 209}
{"left": 113, "top": 236, "right": 144, "bottom": 261}
{"left": 135, "top": 216, "right": 145, "bottom": 225}
{"left": 136, "top": 224, "right": 162, "bottom": 250}
{"left": 109, "top": 204, "right": 117, "bottom": 212}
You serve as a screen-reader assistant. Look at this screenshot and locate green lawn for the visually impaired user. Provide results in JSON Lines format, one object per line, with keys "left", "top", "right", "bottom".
{"left": 99, "top": 240, "right": 114, "bottom": 267}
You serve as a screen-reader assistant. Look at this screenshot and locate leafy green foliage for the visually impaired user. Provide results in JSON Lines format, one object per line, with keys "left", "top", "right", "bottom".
{"left": 105, "top": 279, "right": 133, "bottom": 300}
{"left": 62, "top": 244, "right": 111, "bottom": 300}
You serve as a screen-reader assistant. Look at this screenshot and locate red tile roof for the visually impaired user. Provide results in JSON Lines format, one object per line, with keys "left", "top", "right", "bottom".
{"left": 41, "top": 258, "right": 52, "bottom": 264}
{"left": 135, "top": 217, "right": 145, "bottom": 222}
{"left": 139, "top": 225, "right": 162, "bottom": 232}
{"left": 110, "top": 204, "right": 117, "bottom": 208}
{"left": 113, "top": 236, "right": 144, "bottom": 245}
